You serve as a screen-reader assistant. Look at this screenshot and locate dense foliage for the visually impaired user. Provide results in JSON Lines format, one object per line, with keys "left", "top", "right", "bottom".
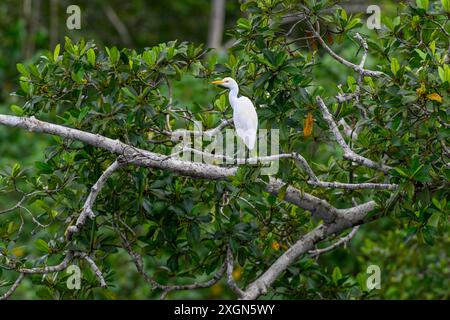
{"left": 0, "top": 0, "right": 448, "bottom": 299}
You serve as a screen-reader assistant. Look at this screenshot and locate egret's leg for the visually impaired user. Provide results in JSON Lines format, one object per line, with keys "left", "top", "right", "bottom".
{"left": 236, "top": 136, "right": 246, "bottom": 165}
{"left": 248, "top": 146, "right": 258, "bottom": 165}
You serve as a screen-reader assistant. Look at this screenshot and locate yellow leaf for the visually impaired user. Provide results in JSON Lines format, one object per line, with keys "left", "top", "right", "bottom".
{"left": 102, "top": 290, "right": 118, "bottom": 300}
{"left": 232, "top": 266, "right": 243, "bottom": 280}
{"left": 426, "top": 93, "right": 443, "bottom": 103}
{"left": 271, "top": 241, "right": 280, "bottom": 251}
{"left": 11, "top": 246, "right": 26, "bottom": 257}
{"left": 303, "top": 112, "right": 314, "bottom": 137}
{"left": 416, "top": 82, "right": 426, "bottom": 96}
{"left": 211, "top": 283, "right": 223, "bottom": 296}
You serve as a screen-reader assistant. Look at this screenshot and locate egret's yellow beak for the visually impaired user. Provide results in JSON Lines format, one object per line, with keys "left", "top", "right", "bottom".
{"left": 211, "top": 80, "right": 225, "bottom": 85}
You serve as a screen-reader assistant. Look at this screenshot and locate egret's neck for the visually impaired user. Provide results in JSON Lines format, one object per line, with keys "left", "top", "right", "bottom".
{"left": 228, "top": 85, "right": 239, "bottom": 109}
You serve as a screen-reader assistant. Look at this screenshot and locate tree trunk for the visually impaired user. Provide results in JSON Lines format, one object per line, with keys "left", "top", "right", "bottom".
{"left": 207, "top": 0, "right": 225, "bottom": 49}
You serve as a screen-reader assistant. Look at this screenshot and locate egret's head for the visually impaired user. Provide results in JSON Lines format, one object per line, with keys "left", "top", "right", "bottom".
{"left": 211, "top": 77, "right": 238, "bottom": 90}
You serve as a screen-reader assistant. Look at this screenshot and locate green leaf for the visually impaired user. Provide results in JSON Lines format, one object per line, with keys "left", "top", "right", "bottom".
{"left": 262, "top": 49, "right": 276, "bottom": 67}
{"left": 121, "top": 87, "right": 136, "bottom": 100}
{"left": 432, "top": 198, "right": 442, "bottom": 210}
{"left": 390, "top": 58, "right": 400, "bottom": 75}
{"left": 438, "top": 64, "right": 450, "bottom": 83}
{"left": 167, "top": 254, "right": 179, "bottom": 272}
{"left": 254, "top": 72, "right": 272, "bottom": 89}
{"left": 10, "top": 104, "right": 24, "bottom": 116}
{"left": 35, "top": 161, "right": 53, "bottom": 174}
{"left": 427, "top": 212, "right": 441, "bottom": 228}
{"left": 16, "top": 63, "right": 29, "bottom": 76}
{"left": 173, "top": 63, "right": 182, "bottom": 81}
{"left": 393, "top": 167, "right": 409, "bottom": 178}
{"left": 382, "top": 16, "right": 394, "bottom": 31}
{"left": 429, "top": 40, "right": 436, "bottom": 55}
{"left": 7, "top": 221, "right": 16, "bottom": 234}
{"left": 346, "top": 17, "right": 362, "bottom": 30}
{"left": 410, "top": 163, "right": 425, "bottom": 179}
{"left": 404, "top": 181, "right": 415, "bottom": 199}
{"left": 28, "top": 64, "right": 40, "bottom": 78}
{"left": 50, "top": 210, "right": 59, "bottom": 218}
{"left": 143, "top": 50, "right": 157, "bottom": 66}
{"left": 78, "top": 106, "right": 90, "bottom": 122}
{"left": 87, "top": 48, "right": 96, "bottom": 66}
{"left": 106, "top": 47, "right": 120, "bottom": 65}
{"left": 443, "top": 0, "right": 450, "bottom": 12}
{"left": 36, "top": 288, "right": 53, "bottom": 299}
{"left": 19, "top": 78, "right": 31, "bottom": 94}
{"left": 34, "top": 199, "right": 50, "bottom": 212}
{"left": 332, "top": 266, "right": 342, "bottom": 284}
{"left": 71, "top": 69, "right": 85, "bottom": 83}
{"left": 192, "top": 203, "right": 210, "bottom": 216}
{"left": 189, "top": 224, "right": 200, "bottom": 243}
{"left": 340, "top": 9, "right": 348, "bottom": 21}
{"left": 275, "top": 52, "right": 287, "bottom": 67}
{"left": 237, "top": 18, "right": 251, "bottom": 30}
{"left": 34, "top": 239, "right": 50, "bottom": 253}
{"left": 53, "top": 44, "right": 60, "bottom": 62}
{"left": 438, "top": 66, "right": 445, "bottom": 82}
{"left": 11, "top": 163, "right": 21, "bottom": 178}
{"left": 214, "top": 94, "right": 227, "bottom": 111}
{"left": 414, "top": 49, "right": 427, "bottom": 60}
{"left": 416, "top": 0, "right": 429, "bottom": 10}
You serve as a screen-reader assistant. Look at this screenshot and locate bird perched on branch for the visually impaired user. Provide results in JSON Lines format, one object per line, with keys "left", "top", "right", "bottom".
{"left": 211, "top": 77, "right": 258, "bottom": 150}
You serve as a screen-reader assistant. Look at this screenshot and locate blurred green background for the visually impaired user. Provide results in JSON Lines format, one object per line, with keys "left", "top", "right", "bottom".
{"left": 0, "top": 0, "right": 448, "bottom": 299}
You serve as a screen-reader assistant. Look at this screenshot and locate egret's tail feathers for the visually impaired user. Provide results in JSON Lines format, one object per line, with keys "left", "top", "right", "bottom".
{"left": 246, "top": 134, "right": 256, "bottom": 150}
{"left": 238, "top": 130, "right": 257, "bottom": 150}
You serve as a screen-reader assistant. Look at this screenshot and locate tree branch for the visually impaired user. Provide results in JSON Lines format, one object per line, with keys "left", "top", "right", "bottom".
{"left": 226, "top": 247, "right": 244, "bottom": 298}
{"left": 0, "top": 273, "right": 25, "bottom": 300}
{"left": 207, "top": 0, "right": 226, "bottom": 49}
{"left": 1, "top": 250, "right": 106, "bottom": 296}
{"left": 316, "top": 97, "right": 391, "bottom": 173}
{"left": 66, "top": 158, "right": 124, "bottom": 240}
{"left": 103, "top": 4, "right": 133, "bottom": 46}
{"left": 0, "top": 114, "right": 355, "bottom": 221}
{"left": 178, "top": 147, "right": 397, "bottom": 190}
{"left": 355, "top": 33, "right": 368, "bottom": 69}
{"left": 159, "top": 263, "right": 226, "bottom": 300}
{"left": 17, "top": 251, "right": 74, "bottom": 274}
{"left": 0, "top": 113, "right": 384, "bottom": 300}
{"left": 308, "top": 23, "right": 384, "bottom": 78}
{"left": 163, "top": 119, "right": 232, "bottom": 142}
{"left": 0, "top": 187, "right": 64, "bottom": 216}
{"left": 241, "top": 201, "right": 376, "bottom": 300}
{"left": 73, "top": 252, "right": 107, "bottom": 288}
{"left": 309, "top": 225, "right": 360, "bottom": 257}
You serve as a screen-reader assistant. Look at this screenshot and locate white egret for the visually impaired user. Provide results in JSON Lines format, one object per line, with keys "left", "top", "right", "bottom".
{"left": 211, "top": 77, "right": 258, "bottom": 150}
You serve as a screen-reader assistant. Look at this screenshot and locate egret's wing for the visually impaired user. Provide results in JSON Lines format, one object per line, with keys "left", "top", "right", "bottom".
{"left": 234, "top": 97, "right": 258, "bottom": 149}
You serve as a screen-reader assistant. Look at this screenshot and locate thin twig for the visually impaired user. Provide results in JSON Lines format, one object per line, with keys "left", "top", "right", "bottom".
{"left": 74, "top": 252, "right": 107, "bottom": 288}
{"left": 0, "top": 273, "right": 25, "bottom": 300}
{"left": 308, "top": 21, "right": 384, "bottom": 78}
{"left": 226, "top": 247, "right": 244, "bottom": 298}
{"left": 176, "top": 147, "right": 397, "bottom": 190}
{"left": 309, "top": 226, "right": 360, "bottom": 257}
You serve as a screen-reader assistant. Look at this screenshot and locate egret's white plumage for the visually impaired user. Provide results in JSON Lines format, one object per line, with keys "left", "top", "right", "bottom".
{"left": 211, "top": 77, "right": 258, "bottom": 150}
